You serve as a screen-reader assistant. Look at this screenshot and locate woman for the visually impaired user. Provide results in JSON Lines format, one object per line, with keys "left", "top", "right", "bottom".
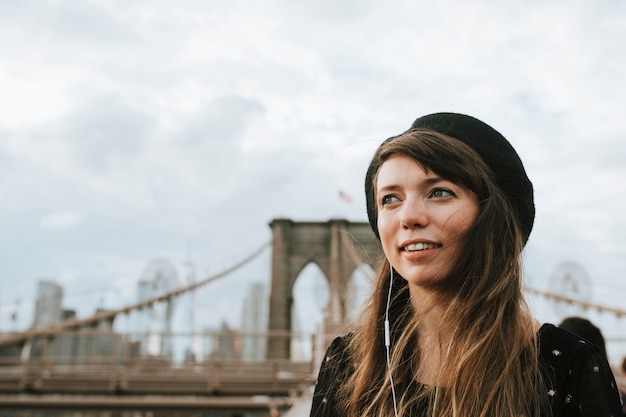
{"left": 310, "top": 112, "right": 622, "bottom": 417}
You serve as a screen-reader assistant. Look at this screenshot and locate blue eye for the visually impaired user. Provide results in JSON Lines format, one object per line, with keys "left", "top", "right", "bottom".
{"left": 381, "top": 195, "right": 398, "bottom": 205}
{"left": 431, "top": 188, "right": 454, "bottom": 198}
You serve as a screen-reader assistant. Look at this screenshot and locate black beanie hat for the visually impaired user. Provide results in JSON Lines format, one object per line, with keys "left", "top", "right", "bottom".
{"left": 365, "top": 112, "right": 535, "bottom": 243}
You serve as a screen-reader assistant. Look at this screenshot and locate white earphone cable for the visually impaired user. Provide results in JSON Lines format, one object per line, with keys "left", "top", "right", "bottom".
{"left": 385, "top": 264, "right": 399, "bottom": 417}
{"left": 385, "top": 263, "right": 456, "bottom": 417}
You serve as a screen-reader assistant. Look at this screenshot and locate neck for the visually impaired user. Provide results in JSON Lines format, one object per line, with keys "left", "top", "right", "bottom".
{"left": 414, "top": 326, "right": 455, "bottom": 386}
{"left": 408, "top": 283, "right": 451, "bottom": 337}
{"left": 408, "top": 284, "right": 456, "bottom": 386}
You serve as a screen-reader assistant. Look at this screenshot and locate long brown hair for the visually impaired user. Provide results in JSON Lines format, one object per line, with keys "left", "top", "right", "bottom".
{"left": 340, "top": 130, "right": 546, "bottom": 417}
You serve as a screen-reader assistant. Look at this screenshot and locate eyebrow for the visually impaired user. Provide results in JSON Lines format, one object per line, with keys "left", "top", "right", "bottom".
{"left": 377, "top": 175, "right": 447, "bottom": 194}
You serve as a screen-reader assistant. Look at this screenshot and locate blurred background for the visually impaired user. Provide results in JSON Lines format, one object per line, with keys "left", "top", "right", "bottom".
{"left": 1, "top": 0, "right": 626, "bottom": 415}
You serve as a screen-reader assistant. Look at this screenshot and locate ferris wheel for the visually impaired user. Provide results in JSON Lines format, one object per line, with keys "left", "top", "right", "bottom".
{"left": 137, "top": 258, "right": 181, "bottom": 357}
{"left": 548, "top": 260, "right": 593, "bottom": 320}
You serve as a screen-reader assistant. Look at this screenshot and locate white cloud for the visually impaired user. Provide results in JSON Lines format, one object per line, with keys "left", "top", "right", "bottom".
{"left": 39, "top": 211, "right": 84, "bottom": 230}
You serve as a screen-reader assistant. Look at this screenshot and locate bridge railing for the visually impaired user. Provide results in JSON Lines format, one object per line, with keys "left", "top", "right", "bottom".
{"left": 0, "top": 330, "right": 316, "bottom": 397}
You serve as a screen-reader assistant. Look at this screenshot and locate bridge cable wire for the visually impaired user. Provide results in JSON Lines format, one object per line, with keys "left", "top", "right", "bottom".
{"left": 339, "top": 230, "right": 375, "bottom": 281}
{"left": 523, "top": 285, "right": 626, "bottom": 318}
{"left": 0, "top": 240, "right": 272, "bottom": 347}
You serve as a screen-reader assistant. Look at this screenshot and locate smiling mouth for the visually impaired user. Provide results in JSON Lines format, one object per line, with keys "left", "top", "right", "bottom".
{"left": 403, "top": 242, "right": 441, "bottom": 252}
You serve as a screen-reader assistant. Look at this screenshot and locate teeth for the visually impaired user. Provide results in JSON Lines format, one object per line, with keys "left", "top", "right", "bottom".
{"left": 404, "top": 242, "right": 439, "bottom": 251}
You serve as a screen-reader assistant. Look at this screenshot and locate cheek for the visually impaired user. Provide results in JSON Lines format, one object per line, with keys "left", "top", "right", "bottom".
{"left": 377, "top": 212, "right": 394, "bottom": 240}
{"left": 445, "top": 207, "right": 478, "bottom": 238}
{"left": 377, "top": 214, "right": 397, "bottom": 255}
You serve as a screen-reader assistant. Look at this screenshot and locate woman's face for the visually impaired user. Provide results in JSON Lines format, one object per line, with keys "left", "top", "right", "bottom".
{"left": 376, "top": 154, "right": 479, "bottom": 289}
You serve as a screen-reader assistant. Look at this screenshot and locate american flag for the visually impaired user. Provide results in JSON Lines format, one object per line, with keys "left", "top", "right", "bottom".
{"left": 339, "top": 190, "right": 352, "bottom": 204}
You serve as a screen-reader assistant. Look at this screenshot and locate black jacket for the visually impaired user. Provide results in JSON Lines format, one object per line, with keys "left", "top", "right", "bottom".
{"left": 310, "top": 323, "right": 622, "bottom": 417}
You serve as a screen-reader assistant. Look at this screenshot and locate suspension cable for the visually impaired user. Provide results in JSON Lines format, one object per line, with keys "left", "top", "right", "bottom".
{"left": 0, "top": 241, "right": 272, "bottom": 345}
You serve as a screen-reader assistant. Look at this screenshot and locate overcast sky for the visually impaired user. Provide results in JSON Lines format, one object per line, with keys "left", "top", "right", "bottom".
{"left": 1, "top": 0, "right": 626, "bottom": 359}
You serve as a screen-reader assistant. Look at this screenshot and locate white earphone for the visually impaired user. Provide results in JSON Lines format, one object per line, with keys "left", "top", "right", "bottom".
{"left": 385, "top": 263, "right": 399, "bottom": 417}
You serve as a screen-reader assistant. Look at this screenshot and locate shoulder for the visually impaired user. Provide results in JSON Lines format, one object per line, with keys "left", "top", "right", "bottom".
{"left": 321, "top": 333, "right": 354, "bottom": 370}
{"left": 310, "top": 333, "right": 354, "bottom": 417}
{"left": 327, "top": 333, "right": 353, "bottom": 352}
{"left": 316, "top": 332, "right": 356, "bottom": 386}
{"left": 538, "top": 323, "right": 623, "bottom": 415}
{"left": 539, "top": 322, "right": 603, "bottom": 362}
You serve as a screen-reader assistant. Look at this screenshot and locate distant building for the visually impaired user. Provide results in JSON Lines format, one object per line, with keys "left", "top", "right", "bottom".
{"left": 32, "top": 280, "right": 63, "bottom": 328}
{"left": 209, "top": 321, "right": 241, "bottom": 360}
{"left": 28, "top": 281, "right": 126, "bottom": 364}
{"left": 241, "top": 282, "right": 267, "bottom": 361}
{"left": 62, "top": 309, "right": 76, "bottom": 320}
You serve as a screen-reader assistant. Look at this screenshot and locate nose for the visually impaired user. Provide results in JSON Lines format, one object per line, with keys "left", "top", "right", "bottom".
{"left": 399, "top": 197, "right": 429, "bottom": 229}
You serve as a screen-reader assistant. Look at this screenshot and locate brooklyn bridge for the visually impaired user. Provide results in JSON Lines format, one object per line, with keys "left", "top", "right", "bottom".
{"left": 1, "top": 218, "right": 625, "bottom": 417}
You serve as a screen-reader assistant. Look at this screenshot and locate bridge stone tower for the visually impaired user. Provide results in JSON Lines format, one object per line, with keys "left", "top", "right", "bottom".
{"left": 267, "top": 218, "right": 382, "bottom": 359}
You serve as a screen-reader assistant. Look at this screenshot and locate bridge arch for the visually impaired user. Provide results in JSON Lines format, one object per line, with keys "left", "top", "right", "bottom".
{"left": 267, "top": 218, "right": 382, "bottom": 359}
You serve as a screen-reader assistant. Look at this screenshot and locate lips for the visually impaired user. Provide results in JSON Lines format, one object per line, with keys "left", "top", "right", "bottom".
{"left": 402, "top": 242, "right": 441, "bottom": 252}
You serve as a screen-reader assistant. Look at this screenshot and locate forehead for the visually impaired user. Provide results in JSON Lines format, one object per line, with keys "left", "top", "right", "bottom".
{"left": 375, "top": 154, "right": 433, "bottom": 188}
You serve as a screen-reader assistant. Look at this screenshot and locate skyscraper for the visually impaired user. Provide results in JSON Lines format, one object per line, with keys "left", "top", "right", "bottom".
{"left": 241, "top": 282, "right": 267, "bottom": 361}
{"left": 32, "top": 280, "right": 63, "bottom": 328}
